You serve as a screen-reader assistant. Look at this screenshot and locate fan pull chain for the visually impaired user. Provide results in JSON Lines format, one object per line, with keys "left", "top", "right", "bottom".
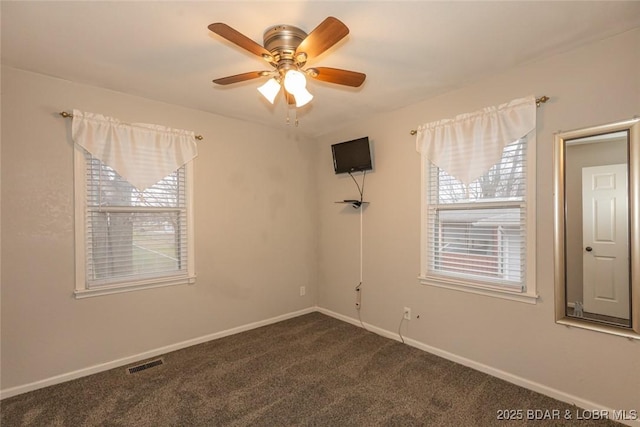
{"left": 284, "top": 105, "right": 300, "bottom": 127}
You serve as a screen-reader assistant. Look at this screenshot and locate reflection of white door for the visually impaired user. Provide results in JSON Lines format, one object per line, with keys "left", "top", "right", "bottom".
{"left": 582, "top": 164, "right": 629, "bottom": 319}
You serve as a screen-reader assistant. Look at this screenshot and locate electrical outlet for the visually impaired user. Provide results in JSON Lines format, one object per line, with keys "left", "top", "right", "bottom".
{"left": 403, "top": 307, "right": 411, "bottom": 321}
{"left": 300, "top": 286, "right": 306, "bottom": 296}
{"left": 355, "top": 285, "right": 362, "bottom": 310}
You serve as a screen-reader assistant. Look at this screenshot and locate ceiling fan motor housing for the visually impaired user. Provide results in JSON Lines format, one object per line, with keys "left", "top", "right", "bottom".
{"left": 263, "top": 24, "right": 307, "bottom": 65}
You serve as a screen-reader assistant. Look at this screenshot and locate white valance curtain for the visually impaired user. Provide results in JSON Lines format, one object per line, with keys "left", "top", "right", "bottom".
{"left": 72, "top": 110, "right": 198, "bottom": 191}
{"left": 415, "top": 95, "right": 536, "bottom": 185}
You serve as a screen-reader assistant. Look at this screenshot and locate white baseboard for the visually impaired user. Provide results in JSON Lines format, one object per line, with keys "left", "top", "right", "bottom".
{"left": 317, "top": 307, "right": 640, "bottom": 427}
{"left": 3, "top": 305, "right": 638, "bottom": 426}
{"left": 0, "top": 307, "right": 316, "bottom": 400}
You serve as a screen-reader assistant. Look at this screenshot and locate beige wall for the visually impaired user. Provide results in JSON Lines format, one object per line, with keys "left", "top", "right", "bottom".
{"left": 315, "top": 29, "right": 640, "bottom": 413}
{"left": 0, "top": 67, "right": 318, "bottom": 391}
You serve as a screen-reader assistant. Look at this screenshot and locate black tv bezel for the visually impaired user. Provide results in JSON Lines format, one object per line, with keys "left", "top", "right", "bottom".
{"left": 331, "top": 136, "right": 372, "bottom": 175}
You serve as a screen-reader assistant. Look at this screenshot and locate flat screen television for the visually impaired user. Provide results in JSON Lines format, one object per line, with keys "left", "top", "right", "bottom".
{"left": 331, "top": 137, "right": 372, "bottom": 174}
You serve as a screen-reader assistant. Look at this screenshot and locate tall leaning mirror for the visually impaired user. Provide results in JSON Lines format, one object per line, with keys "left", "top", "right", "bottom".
{"left": 554, "top": 117, "right": 640, "bottom": 339}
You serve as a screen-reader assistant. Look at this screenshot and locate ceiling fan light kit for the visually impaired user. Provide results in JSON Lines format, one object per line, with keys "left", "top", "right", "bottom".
{"left": 208, "top": 17, "right": 366, "bottom": 123}
{"left": 293, "top": 87, "right": 314, "bottom": 108}
{"left": 257, "top": 78, "right": 282, "bottom": 104}
{"left": 283, "top": 69, "right": 313, "bottom": 107}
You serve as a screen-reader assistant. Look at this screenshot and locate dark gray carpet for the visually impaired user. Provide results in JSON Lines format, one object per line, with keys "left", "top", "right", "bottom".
{"left": 0, "top": 312, "right": 620, "bottom": 426}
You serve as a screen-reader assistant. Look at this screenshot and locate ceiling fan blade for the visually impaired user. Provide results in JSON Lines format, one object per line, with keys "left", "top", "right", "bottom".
{"left": 308, "top": 67, "right": 366, "bottom": 87}
{"left": 295, "top": 17, "right": 349, "bottom": 59}
{"left": 208, "top": 23, "right": 272, "bottom": 59}
{"left": 213, "top": 71, "right": 266, "bottom": 85}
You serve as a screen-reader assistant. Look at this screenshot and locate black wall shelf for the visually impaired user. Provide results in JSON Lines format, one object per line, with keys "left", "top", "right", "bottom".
{"left": 335, "top": 199, "right": 369, "bottom": 209}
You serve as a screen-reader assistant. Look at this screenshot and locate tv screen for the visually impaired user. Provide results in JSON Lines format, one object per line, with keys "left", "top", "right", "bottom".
{"left": 331, "top": 137, "right": 372, "bottom": 174}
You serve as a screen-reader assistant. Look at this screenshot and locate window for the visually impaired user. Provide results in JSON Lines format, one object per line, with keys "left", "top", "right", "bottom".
{"left": 74, "top": 149, "right": 195, "bottom": 298}
{"left": 416, "top": 96, "right": 537, "bottom": 302}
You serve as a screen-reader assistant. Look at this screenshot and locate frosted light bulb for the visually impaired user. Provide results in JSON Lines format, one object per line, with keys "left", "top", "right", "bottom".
{"left": 284, "top": 69, "right": 306, "bottom": 94}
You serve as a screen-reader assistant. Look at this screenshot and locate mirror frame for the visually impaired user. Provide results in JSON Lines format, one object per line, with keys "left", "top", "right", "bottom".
{"left": 553, "top": 117, "right": 640, "bottom": 339}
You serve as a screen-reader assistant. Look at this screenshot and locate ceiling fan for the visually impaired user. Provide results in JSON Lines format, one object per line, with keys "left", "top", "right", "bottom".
{"left": 208, "top": 17, "right": 366, "bottom": 108}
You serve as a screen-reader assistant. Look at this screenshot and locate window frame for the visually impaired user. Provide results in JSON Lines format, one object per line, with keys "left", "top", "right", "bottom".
{"left": 74, "top": 146, "right": 196, "bottom": 298}
{"left": 419, "top": 135, "right": 538, "bottom": 304}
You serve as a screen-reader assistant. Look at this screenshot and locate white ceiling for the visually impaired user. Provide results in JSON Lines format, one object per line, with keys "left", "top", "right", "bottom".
{"left": 2, "top": 1, "right": 640, "bottom": 138}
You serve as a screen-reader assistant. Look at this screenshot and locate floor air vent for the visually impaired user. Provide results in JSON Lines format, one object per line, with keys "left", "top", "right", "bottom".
{"left": 126, "top": 358, "right": 164, "bottom": 374}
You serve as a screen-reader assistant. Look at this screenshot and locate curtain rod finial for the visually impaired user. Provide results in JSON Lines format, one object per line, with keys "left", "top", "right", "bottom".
{"left": 536, "top": 96, "right": 549, "bottom": 107}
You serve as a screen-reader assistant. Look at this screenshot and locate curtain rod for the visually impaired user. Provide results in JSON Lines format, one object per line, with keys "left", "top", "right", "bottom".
{"left": 408, "top": 95, "right": 549, "bottom": 136}
{"left": 59, "top": 111, "right": 204, "bottom": 140}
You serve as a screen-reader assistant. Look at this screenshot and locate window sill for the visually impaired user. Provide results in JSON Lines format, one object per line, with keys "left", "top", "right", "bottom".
{"left": 418, "top": 275, "right": 538, "bottom": 304}
{"left": 75, "top": 275, "right": 196, "bottom": 299}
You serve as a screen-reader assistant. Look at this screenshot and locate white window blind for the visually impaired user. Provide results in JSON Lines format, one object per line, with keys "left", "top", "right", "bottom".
{"left": 426, "top": 139, "right": 527, "bottom": 290}
{"left": 417, "top": 96, "right": 537, "bottom": 301}
{"left": 84, "top": 152, "right": 190, "bottom": 287}
{"left": 72, "top": 110, "right": 197, "bottom": 297}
